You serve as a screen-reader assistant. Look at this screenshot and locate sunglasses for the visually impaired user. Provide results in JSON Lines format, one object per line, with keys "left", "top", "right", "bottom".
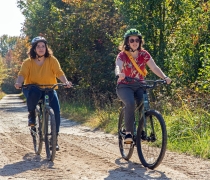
{"left": 129, "top": 38, "right": 140, "bottom": 43}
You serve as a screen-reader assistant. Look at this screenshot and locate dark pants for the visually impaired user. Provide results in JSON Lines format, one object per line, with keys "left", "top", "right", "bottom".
{"left": 23, "top": 86, "right": 61, "bottom": 133}
{"left": 116, "top": 83, "right": 144, "bottom": 134}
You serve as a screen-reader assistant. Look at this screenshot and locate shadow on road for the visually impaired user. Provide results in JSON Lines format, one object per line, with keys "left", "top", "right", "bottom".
{"left": 0, "top": 153, "right": 54, "bottom": 176}
{"left": 104, "top": 158, "right": 170, "bottom": 180}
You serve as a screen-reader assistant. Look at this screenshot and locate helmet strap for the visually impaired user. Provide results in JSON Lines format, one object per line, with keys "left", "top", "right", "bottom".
{"left": 36, "top": 54, "right": 44, "bottom": 61}
{"left": 130, "top": 48, "right": 137, "bottom": 52}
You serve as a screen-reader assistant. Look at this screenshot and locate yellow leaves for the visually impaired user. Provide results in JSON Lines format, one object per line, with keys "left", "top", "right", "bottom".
{"left": 191, "top": 34, "right": 199, "bottom": 46}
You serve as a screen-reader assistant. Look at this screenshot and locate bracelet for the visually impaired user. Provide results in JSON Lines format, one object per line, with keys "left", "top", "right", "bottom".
{"left": 163, "top": 76, "right": 168, "bottom": 80}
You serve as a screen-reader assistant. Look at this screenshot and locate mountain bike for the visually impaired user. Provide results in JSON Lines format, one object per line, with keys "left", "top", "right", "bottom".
{"left": 23, "top": 83, "right": 67, "bottom": 162}
{"left": 118, "top": 77, "right": 168, "bottom": 169}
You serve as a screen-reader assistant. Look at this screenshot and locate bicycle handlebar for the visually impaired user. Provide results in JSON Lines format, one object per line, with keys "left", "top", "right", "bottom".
{"left": 22, "top": 83, "right": 69, "bottom": 91}
{"left": 124, "top": 77, "right": 167, "bottom": 89}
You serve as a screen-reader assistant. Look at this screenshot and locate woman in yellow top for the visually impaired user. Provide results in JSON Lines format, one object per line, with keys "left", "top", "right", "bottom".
{"left": 14, "top": 36, "right": 72, "bottom": 151}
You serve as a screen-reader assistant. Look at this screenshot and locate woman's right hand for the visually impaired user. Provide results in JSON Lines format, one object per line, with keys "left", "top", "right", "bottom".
{"left": 117, "top": 73, "right": 125, "bottom": 81}
{"left": 14, "top": 83, "right": 22, "bottom": 89}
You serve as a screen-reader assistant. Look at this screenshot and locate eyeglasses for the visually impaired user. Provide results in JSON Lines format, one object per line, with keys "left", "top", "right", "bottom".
{"left": 129, "top": 38, "right": 140, "bottom": 43}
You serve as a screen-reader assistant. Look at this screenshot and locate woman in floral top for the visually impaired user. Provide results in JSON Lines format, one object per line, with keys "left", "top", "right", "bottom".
{"left": 115, "top": 28, "right": 171, "bottom": 143}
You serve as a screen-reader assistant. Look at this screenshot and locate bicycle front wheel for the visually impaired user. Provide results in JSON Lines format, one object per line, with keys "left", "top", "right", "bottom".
{"left": 136, "top": 110, "right": 167, "bottom": 169}
{"left": 30, "top": 105, "right": 43, "bottom": 155}
{"left": 118, "top": 107, "right": 134, "bottom": 160}
{"left": 44, "top": 106, "right": 56, "bottom": 162}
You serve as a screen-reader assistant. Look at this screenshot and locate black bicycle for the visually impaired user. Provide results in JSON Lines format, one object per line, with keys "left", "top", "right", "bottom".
{"left": 23, "top": 83, "right": 67, "bottom": 162}
{"left": 118, "top": 77, "right": 168, "bottom": 169}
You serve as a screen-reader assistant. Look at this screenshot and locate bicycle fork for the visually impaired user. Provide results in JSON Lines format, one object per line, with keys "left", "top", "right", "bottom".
{"left": 141, "top": 91, "right": 156, "bottom": 142}
{"left": 40, "top": 94, "right": 49, "bottom": 140}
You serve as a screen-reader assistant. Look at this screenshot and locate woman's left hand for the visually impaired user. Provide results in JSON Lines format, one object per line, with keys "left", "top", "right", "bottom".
{"left": 164, "top": 77, "right": 172, "bottom": 84}
{"left": 64, "top": 81, "right": 72, "bottom": 88}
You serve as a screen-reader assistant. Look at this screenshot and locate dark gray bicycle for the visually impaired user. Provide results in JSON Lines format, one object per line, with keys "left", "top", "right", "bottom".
{"left": 23, "top": 83, "right": 66, "bottom": 162}
{"left": 118, "top": 77, "right": 168, "bottom": 169}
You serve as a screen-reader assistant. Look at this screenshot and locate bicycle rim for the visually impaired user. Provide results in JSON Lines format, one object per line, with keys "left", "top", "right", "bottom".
{"left": 136, "top": 110, "right": 167, "bottom": 169}
{"left": 118, "top": 107, "right": 134, "bottom": 160}
{"left": 44, "top": 107, "right": 56, "bottom": 162}
{"left": 31, "top": 106, "right": 43, "bottom": 155}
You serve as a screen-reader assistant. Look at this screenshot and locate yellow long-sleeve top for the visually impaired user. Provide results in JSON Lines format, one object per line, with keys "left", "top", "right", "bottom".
{"left": 18, "top": 55, "right": 65, "bottom": 86}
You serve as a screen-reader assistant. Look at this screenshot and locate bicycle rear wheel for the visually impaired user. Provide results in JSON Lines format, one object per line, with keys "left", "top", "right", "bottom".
{"left": 118, "top": 107, "right": 134, "bottom": 160}
{"left": 30, "top": 105, "right": 43, "bottom": 155}
{"left": 44, "top": 106, "right": 56, "bottom": 162}
{"left": 136, "top": 110, "right": 167, "bottom": 169}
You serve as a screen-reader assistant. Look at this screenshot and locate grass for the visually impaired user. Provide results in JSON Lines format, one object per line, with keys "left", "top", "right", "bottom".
{"left": 165, "top": 107, "right": 210, "bottom": 159}
{"left": 60, "top": 102, "right": 120, "bottom": 134}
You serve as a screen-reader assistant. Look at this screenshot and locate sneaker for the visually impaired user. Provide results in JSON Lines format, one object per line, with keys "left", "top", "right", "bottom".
{"left": 28, "top": 111, "right": 36, "bottom": 126}
{"left": 124, "top": 134, "right": 133, "bottom": 144}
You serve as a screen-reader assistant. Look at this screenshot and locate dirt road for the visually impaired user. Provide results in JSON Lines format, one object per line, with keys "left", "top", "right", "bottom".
{"left": 0, "top": 94, "right": 209, "bottom": 180}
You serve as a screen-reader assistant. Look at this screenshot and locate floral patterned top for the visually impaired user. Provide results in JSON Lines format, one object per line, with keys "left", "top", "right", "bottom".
{"left": 116, "top": 49, "right": 152, "bottom": 84}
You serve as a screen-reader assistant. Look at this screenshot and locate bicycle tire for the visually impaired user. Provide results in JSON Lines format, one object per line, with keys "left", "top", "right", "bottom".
{"left": 30, "top": 105, "right": 43, "bottom": 155}
{"left": 136, "top": 109, "right": 167, "bottom": 169}
{"left": 118, "top": 107, "right": 134, "bottom": 160}
{"left": 44, "top": 106, "right": 56, "bottom": 162}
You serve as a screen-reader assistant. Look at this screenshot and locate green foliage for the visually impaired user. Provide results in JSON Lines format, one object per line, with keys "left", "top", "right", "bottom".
{"left": 197, "top": 44, "right": 210, "bottom": 92}
{"left": 166, "top": 107, "right": 210, "bottom": 159}
{"left": 115, "top": 0, "right": 210, "bottom": 87}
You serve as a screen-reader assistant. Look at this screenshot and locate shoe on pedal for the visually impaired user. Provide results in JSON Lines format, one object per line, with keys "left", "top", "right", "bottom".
{"left": 124, "top": 134, "right": 133, "bottom": 144}
{"left": 28, "top": 111, "right": 36, "bottom": 126}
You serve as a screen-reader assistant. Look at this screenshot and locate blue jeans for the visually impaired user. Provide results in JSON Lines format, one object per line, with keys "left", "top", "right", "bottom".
{"left": 23, "top": 86, "right": 61, "bottom": 133}
{"left": 116, "top": 83, "right": 144, "bottom": 134}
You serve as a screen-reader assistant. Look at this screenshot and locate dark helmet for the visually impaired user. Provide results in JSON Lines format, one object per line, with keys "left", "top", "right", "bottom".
{"left": 31, "top": 36, "right": 47, "bottom": 45}
{"left": 124, "top": 28, "right": 142, "bottom": 39}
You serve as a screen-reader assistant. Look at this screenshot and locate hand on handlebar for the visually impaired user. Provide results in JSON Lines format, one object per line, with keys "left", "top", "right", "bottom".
{"left": 64, "top": 81, "right": 72, "bottom": 88}
{"left": 117, "top": 73, "right": 125, "bottom": 81}
{"left": 164, "top": 77, "right": 172, "bottom": 84}
{"left": 14, "top": 83, "right": 22, "bottom": 89}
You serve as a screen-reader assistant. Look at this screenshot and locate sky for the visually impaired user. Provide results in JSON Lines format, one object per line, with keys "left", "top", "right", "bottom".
{"left": 0, "top": 0, "right": 25, "bottom": 37}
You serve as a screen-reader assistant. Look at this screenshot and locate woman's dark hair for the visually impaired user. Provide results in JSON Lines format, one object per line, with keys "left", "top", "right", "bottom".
{"left": 27, "top": 40, "right": 53, "bottom": 59}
